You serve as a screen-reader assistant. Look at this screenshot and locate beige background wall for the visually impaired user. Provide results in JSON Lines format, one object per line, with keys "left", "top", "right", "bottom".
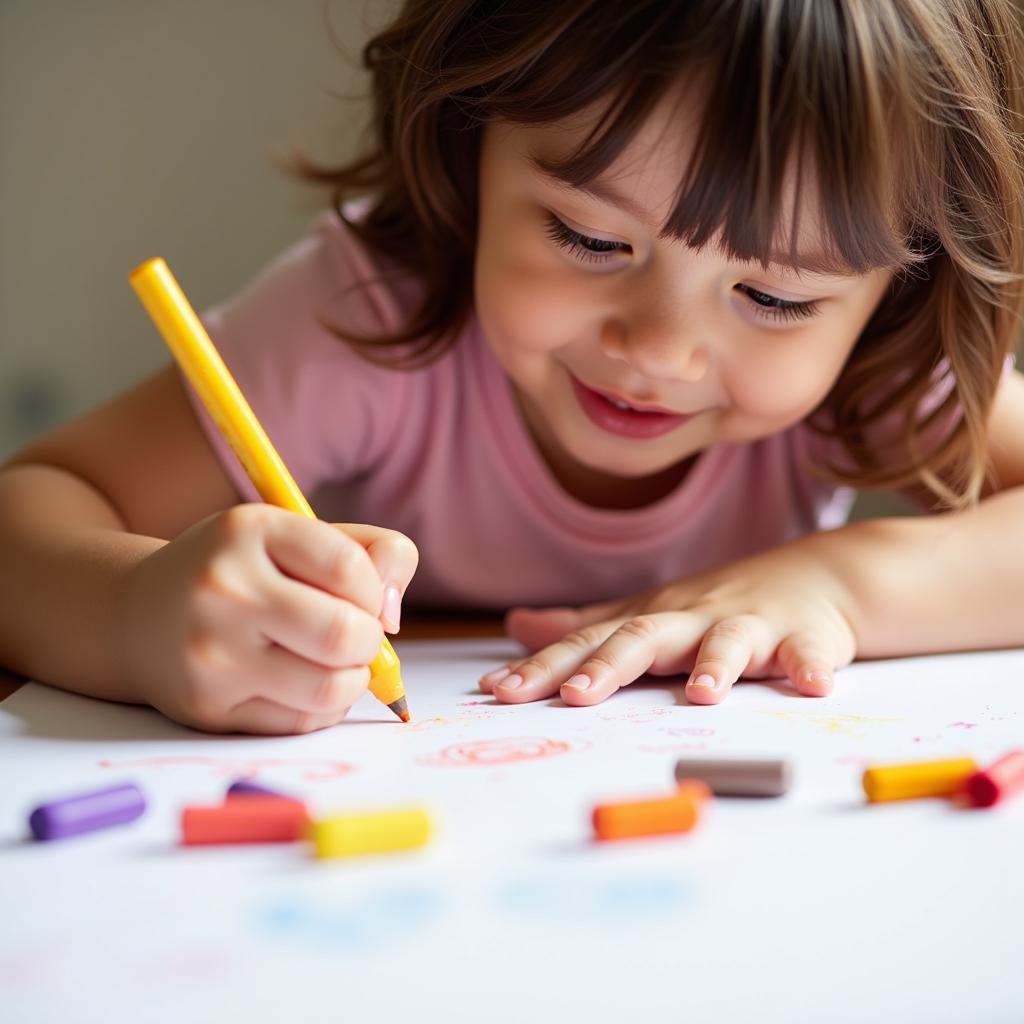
{"left": 3, "top": 2, "right": 1003, "bottom": 519}
{"left": 0, "top": 0, "right": 383, "bottom": 454}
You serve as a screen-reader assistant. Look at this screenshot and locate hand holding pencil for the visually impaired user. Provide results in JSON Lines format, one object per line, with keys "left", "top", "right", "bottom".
{"left": 121, "top": 257, "right": 415, "bottom": 733}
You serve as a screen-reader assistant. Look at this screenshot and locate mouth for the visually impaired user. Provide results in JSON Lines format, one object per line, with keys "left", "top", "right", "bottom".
{"left": 569, "top": 375, "right": 694, "bottom": 440}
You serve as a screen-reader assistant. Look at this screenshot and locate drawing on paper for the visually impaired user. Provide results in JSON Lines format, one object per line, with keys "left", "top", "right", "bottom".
{"left": 416, "top": 736, "right": 586, "bottom": 767}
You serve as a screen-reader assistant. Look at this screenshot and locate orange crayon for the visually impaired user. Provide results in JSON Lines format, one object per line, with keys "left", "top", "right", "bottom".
{"left": 182, "top": 796, "right": 309, "bottom": 845}
{"left": 592, "top": 780, "right": 711, "bottom": 841}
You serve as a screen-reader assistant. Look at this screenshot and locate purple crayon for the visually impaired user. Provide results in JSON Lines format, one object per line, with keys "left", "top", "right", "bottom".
{"left": 226, "top": 779, "right": 294, "bottom": 800}
{"left": 29, "top": 782, "right": 146, "bottom": 841}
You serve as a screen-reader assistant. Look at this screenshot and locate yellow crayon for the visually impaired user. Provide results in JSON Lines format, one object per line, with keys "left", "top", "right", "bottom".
{"left": 310, "top": 807, "right": 433, "bottom": 859}
{"left": 862, "top": 757, "right": 977, "bottom": 803}
{"left": 129, "top": 257, "right": 408, "bottom": 722}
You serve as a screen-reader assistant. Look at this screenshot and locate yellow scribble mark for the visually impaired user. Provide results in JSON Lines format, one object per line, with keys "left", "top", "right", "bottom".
{"left": 757, "top": 710, "right": 899, "bottom": 738}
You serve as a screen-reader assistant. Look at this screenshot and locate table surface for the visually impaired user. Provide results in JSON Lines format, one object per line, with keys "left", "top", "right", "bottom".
{"left": 2, "top": 641, "right": 1022, "bottom": 1023}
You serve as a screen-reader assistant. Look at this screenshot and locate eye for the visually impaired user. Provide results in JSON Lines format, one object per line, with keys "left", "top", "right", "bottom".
{"left": 736, "top": 284, "right": 821, "bottom": 323}
{"left": 544, "top": 213, "right": 630, "bottom": 264}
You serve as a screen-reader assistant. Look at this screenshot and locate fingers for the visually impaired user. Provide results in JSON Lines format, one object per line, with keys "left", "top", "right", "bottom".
{"left": 684, "top": 615, "right": 772, "bottom": 705}
{"left": 330, "top": 524, "right": 419, "bottom": 633}
{"left": 225, "top": 696, "right": 352, "bottom": 736}
{"left": 483, "top": 613, "right": 703, "bottom": 707}
{"left": 481, "top": 618, "right": 622, "bottom": 702}
{"left": 504, "top": 597, "right": 632, "bottom": 652}
{"left": 255, "top": 645, "right": 372, "bottom": 714}
{"left": 257, "top": 573, "right": 384, "bottom": 667}
{"left": 261, "top": 513, "right": 383, "bottom": 616}
{"left": 775, "top": 630, "right": 836, "bottom": 697}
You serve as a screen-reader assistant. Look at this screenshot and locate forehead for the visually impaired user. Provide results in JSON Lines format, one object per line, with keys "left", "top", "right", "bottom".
{"left": 502, "top": 75, "right": 892, "bottom": 279}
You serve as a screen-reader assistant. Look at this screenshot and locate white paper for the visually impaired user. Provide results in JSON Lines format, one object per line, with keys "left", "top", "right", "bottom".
{"left": 1, "top": 640, "right": 1022, "bottom": 1023}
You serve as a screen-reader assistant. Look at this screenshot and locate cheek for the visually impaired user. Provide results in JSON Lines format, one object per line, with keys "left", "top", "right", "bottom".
{"left": 474, "top": 226, "right": 589, "bottom": 360}
{"left": 725, "top": 334, "right": 852, "bottom": 427}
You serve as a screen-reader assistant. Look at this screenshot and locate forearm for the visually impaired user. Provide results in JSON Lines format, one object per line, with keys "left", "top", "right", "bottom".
{"left": 805, "top": 487, "right": 1024, "bottom": 658}
{"left": 0, "top": 464, "right": 164, "bottom": 701}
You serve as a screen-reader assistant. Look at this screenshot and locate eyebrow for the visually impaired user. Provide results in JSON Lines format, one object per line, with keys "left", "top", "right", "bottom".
{"left": 528, "top": 156, "right": 857, "bottom": 279}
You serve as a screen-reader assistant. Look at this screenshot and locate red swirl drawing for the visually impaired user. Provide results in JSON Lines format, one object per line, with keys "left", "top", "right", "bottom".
{"left": 417, "top": 736, "right": 584, "bottom": 767}
{"left": 96, "top": 756, "right": 354, "bottom": 780}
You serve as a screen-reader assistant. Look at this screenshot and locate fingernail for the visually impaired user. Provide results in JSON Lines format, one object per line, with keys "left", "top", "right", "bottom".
{"left": 381, "top": 584, "right": 402, "bottom": 633}
{"left": 806, "top": 670, "right": 833, "bottom": 689}
{"left": 689, "top": 674, "right": 717, "bottom": 689}
{"left": 563, "top": 673, "right": 592, "bottom": 691}
{"left": 498, "top": 673, "right": 524, "bottom": 690}
{"left": 481, "top": 666, "right": 512, "bottom": 685}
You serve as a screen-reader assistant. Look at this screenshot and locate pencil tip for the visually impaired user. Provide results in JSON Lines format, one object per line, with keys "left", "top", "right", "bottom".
{"left": 387, "top": 695, "right": 410, "bottom": 723}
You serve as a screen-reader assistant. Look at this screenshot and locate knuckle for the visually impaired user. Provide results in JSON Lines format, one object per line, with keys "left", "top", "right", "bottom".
{"left": 194, "top": 557, "right": 252, "bottom": 608}
{"left": 217, "top": 503, "right": 262, "bottom": 543}
{"left": 707, "top": 618, "right": 753, "bottom": 645}
{"left": 562, "top": 626, "right": 603, "bottom": 652}
{"left": 618, "top": 616, "right": 659, "bottom": 642}
{"left": 325, "top": 539, "right": 364, "bottom": 589}
{"left": 587, "top": 653, "right": 621, "bottom": 674}
{"left": 516, "top": 656, "right": 553, "bottom": 678}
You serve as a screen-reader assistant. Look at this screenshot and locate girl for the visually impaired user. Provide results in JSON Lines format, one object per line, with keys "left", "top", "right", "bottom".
{"left": 1, "top": 0, "right": 1023, "bottom": 734}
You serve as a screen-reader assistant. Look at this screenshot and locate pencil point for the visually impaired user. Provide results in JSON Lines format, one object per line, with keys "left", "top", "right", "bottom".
{"left": 388, "top": 695, "right": 410, "bottom": 723}
{"left": 400, "top": 710, "right": 411, "bottom": 723}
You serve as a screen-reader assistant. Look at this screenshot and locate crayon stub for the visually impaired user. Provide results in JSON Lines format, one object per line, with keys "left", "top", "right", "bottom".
{"left": 592, "top": 780, "right": 711, "bottom": 842}
{"left": 962, "top": 750, "right": 1024, "bottom": 808}
{"left": 862, "top": 757, "right": 977, "bottom": 803}
{"left": 29, "top": 782, "right": 146, "bottom": 841}
{"left": 226, "top": 779, "right": 295, "bottom": 801}
{"left": 182, "top": 796, "right": 309, "bottom": 845}
{"left": 310, "top": 807, "right": 432, "bottom": 859}
{"left": 674, "top": 757, "right": 791, "bottom": 797}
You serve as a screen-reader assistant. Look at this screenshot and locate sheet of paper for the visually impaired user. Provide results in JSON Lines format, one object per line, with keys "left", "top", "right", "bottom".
{"left": 1, "top": 639, "right": 1022, "bottom": 1023}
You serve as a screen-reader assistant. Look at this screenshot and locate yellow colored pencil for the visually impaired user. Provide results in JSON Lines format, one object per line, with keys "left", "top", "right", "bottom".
{"left": 129, "top": 257, "right": 408, "bottom": 723}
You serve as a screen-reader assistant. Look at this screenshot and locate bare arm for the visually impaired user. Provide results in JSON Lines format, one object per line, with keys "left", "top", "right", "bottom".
{"left": 0, "top": 365, "right": 239, "bottom": 699}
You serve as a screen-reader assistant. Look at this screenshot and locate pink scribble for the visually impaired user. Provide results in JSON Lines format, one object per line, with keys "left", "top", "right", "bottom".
{"left": 665, "top": 727, "right": 715, "bottom": 738}
{"left": 97, "top": 756, "right": 353, "bottom": 780}
{"left": 417, "top": 736, "right": 588, "bottom": 767}
{"left": 456, "top": 700, "right": 490, "bottom": 706}
{"left": 949, "top": 721, "right": 978, "bottom": 730}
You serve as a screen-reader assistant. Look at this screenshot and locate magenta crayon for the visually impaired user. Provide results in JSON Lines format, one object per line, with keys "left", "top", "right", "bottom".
{"left": 29, "top": 782, "right": 146, "bottom": 841}
{"left": 962, "top": 750, "right": 1024, "bottom": 808}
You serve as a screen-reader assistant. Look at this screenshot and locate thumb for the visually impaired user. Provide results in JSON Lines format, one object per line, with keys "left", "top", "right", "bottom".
{"left": 504, "top": 597, "right": 630, "bottom": 652}
{"left": 330, "top": 523, "right": 419, "bottom": 633}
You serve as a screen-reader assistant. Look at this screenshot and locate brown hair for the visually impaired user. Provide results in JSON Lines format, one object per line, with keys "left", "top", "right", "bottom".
{"left": 296, "top": 0, "right": 1024, "bottom": 509}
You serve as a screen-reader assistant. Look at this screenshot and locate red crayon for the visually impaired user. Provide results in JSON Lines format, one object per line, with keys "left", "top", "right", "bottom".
{"left": 962, "top": 750, "right": 1024, "bottom": 808}
{"left": 182, "top": 796, "right": 309, "bottom": 845}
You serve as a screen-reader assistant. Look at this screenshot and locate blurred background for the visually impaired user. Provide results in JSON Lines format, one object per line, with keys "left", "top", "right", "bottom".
{"left": 1, "top": 2, "right": 1016, "bottom": 518}
{"left": 1, "top": 0, "right": 375, "bottom": 455}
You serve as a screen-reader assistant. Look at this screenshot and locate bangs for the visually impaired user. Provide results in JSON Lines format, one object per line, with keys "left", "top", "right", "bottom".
{"left": 480, "top": 0, "right": 927, "bottom": 276}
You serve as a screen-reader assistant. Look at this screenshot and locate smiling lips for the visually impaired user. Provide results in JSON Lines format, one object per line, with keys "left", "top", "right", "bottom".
{"left": 570, "top": 375, "right": 693, "bottom": 439}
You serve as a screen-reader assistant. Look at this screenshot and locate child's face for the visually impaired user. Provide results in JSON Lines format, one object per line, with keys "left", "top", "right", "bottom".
{"left": 474, "top": 84, "right": 894, "bottom": 506}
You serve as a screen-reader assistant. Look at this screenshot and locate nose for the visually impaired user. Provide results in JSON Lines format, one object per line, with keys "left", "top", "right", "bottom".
{"left": 599, "top": 316, "right": 708, "bottom": 383}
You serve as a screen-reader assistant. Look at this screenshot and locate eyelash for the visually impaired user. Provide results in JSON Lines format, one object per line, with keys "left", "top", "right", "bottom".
{"left": 542, "top": 213, "right": 822, "bottom": 324}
